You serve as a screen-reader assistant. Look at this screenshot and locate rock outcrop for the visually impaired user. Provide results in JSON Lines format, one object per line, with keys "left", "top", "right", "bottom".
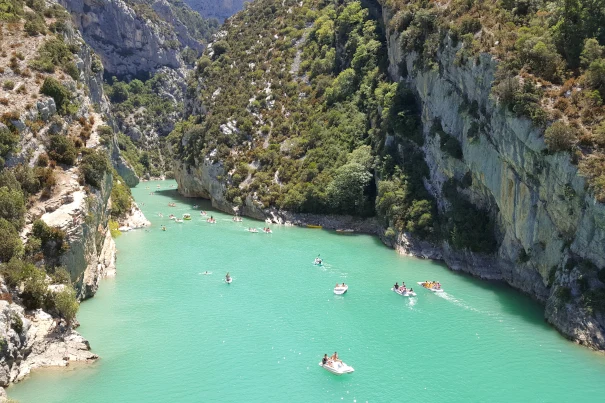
{"left": 59, "top": 0, "right": 202, "bottom": 78}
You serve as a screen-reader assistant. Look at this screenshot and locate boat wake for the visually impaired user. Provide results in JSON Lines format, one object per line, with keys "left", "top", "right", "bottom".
{"left": 436, "top": 292, "right": 482, "bottom": 314}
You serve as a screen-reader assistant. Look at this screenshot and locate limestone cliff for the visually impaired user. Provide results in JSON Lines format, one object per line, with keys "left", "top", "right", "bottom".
{"left": 376, "top": 3, "right": 605, "bottom": 349}
{"left": 59, "top": 0, "right": 203, "bottom": 78}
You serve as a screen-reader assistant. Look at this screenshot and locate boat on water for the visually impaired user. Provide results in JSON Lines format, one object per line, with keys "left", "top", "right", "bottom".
{"left": 336, "top": 229, "right": 354, "bottom": 234}
{"left": 161, "top": 226, "right": 166, "bottom": 231}
{"left": 417, "top": 281, "right": 444, "bottom": 293}
{"left": 168, "top": 203, "right": 176, "bottom": 207}
{"left": 192, "top": 205, "right": 199, "bottom": 209}
{"left": 307, "top": 224, "right": 322, "bottom": 229}
{"left": 207, "top": 217, "right": 216, "bottom": 224}
{"left": 175, "top": 218, "right": 184, "bottom": 223}
{"left": 226, "top": 273, "right": 232, "bottom": 284}
{"left": 183, "top": 214, "right": 192, "bottom": 221}
{"left": 318, "top": 360, "right": 354, "bottom": 375}
{"left": 248, "top": 228, "right": 258, "bottom": 233}
{"left": 233, "top": 216, "right": 243, "bottom": 222}
{"left": 313, "top": 257, "right": 323, "bottom": 266}
{"left": 158, "top": 213, "right": 163, "bottom": 217}
{"left": 392, "top": 287, "right": 416, "bottom": 297}
{"left": 263, "top": 227, "right": 272, "bottom": 233}
{"left": 169, "top": 214, "right": 176, "bottom": 220}
{"left": 334, "top": 284, "right": 348, "bottom": 295}
{"left": 200, "top": 211, "right": 207, "bottom": 216}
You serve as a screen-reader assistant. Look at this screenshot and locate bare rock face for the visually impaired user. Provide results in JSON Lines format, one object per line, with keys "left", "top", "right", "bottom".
{"left": 59, "top": 0, "right": 201, "bottom": 78}
{"left": 182, "top": 0, "right": 246, "bottom": 22}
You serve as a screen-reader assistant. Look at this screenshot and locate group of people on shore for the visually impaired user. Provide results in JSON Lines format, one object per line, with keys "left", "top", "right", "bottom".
{"left": 393, "top": 282, "right": 413, "bottom": 293}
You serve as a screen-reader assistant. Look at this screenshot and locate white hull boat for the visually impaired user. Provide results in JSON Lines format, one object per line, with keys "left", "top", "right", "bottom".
{"left": 391, "top": 288, "right": 416, "bottom": 297}
{"left": 175, "top": 219, "right": 183, "bottom": 223}
{"left": 334, "top": 285, "right": 348, "bottom": 295}
{"left": 226, "top": 277, "right": 232, "bottom": 284}
{"left": 319, "top": 361, "right": 354, "bottom": 375}
{"left": 417, "top": 282, "right": 444, "bottom": 293}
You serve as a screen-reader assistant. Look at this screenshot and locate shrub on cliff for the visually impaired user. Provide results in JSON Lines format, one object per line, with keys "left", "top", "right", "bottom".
{"left": 47, "top": 286, "right": 79, "bottom": 324}
{"left": 0, "top": 186, "right": 26, "bottom": 229}
{"left": 48, "top": 135, "right": 77, "bottom": 165}
{"left": 0, "top": 125, "right": 19, "bottom": 159}
{"left": 110, "top": 174, "right": 132, "bottom": 218}
{"left": 545, "top": 121, "right": 578, "bottom": 153}
{"left": 30, "top": 37, "right": 76, "bottom": 75}
{"left": 40, "top": 77, "right": 75, "bottom": 115}
{"left": 32, "top": 219, "right": 68, "bottom": 259}
{"left": 80, "top": 149, "right": 110, "bottom": 188}
{"left": 24, "top": 11, "right": 46, "bottom": 36}
{"left": 0, "top": 219, "right": 22, "bottom": 262}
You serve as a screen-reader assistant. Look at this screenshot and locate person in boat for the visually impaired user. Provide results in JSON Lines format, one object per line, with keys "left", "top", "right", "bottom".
{"left": 409, "top": 288, "right": 414, "bottom": 293}
{"left": 226, "top": 272, "right": 231, "bottom": 281}
{"left": 322, "top": 354, "right": 328, "bottom": 365}
{"left": 394, "top": 282, "right": 399, "bottom": 290}
{"left": 331, "top": 352, "right": 341, "bottom": 363}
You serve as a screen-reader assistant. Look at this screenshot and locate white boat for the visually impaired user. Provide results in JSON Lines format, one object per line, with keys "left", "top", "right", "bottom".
{"left": 248, "top": 228, "right": 258, "bottom": 233}
{"left": 392, "top": 287, "right": 416, "bottom": 297}
{"left": 334, "top": 284, "right": 348, "bottom": 295}
{"left": 175, "top": 219, "right": 183, "bottom": 223}
{"left": 417, "top": 282, "right": 444, "bottom": 293}
{"left": 226, "top": 277, "right": 232, "bottom": 284}
{"left": 200, "top": 211, "right": 207, "bottom": 216}
{"left": 192, "top": 205, "right": 199, "bottom": 209}
{"left": 313, "top": 258, "right": 323, "bottom": 266}
{"left": 318, "top": 361, "right": 354, "bottom": 375}
{"left": 263, "top": 228, "right": 272, "bottom": 234}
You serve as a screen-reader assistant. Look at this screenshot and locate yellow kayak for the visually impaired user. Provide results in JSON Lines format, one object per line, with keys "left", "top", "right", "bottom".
{"left": 307, "top": 225, "right": 322, "bottom": 229}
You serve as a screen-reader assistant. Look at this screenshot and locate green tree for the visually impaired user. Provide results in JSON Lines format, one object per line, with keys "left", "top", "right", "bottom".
{"left": 545, "top": 121, "right": 578, "bottom": 152}
{"left": 80, "top": 149, "right": 110, "bottom": 188}
{"left": 0, "top": 186, "right": 26, "bottom": 229}
{"left": 48, "top": 135, "right": 77, "bottom": 165}
{"left": 0, "top": 218, "right": 22, "bottom": 262}
{"left": 51, "top": 286, "right": 79, "bottom": 324}
{"left": 326, "top": 162, "right": 372, "bottom": 215}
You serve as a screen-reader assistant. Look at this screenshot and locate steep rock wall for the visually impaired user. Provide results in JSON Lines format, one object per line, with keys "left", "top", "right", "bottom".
{"left": 381, "top": 5, "right": 605, "bottom": 348}
{"left": 59, "top": 0, "right": 199, "bottom": 78}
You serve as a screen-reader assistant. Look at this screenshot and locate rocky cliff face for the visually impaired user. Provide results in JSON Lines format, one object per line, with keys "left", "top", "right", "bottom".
{"left": 182, "top": 0, "right": 245, "bottom": 22}
{"left": 59, "top": 0, "right": 202, "bottom": 79}
{"left": 379, "top": 5, "right": 605, "bottom": 349}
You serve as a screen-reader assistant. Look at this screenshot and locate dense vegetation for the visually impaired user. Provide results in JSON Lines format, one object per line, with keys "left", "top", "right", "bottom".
{"left": 173, "top": 0, "right": 440, "bottom": 239}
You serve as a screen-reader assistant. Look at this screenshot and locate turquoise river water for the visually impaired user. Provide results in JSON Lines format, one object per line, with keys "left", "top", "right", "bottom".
{"left": 9, "top": 180, "right": 605, "bottom": 402}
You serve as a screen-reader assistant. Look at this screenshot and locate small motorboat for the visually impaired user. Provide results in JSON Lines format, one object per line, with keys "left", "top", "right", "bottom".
{"left": 248, "top": 228, "right": 258, "bottom": 233}
{"left": 417, "top": 282, "right": 444, "bottom": 293}
{"left": 319, "top": 360, "right": 354, "bottom": 375}
{"left": 183, "top": 214, "right": 192, "bottom": 221}
{"left": 336, "top": 229, "right": 354, "bottom": 234}
{"left": 392, "top": 287, "right": 416, "bottom": 297}
{"left": 175, "top": 218, "right": 183, "bottom": 223}
{"left": 192, "top": 205, "right": 199, "bottom": 209}
{"left": 207, "top": 217, "right": 216, "bottom": 224}
{"left": 263, "top": 227, "right": 272, "bottom": 234}
{"left": 169, "top": 214, "right": 176, "bottom": 220}
{"left": 313, "top": 257, "right": 323, "bottom": 266}
{"left": 226, "top": 273, "right": 232, "bottom": 284}
{"left": 334, "top": 284, "right": 348, "bottom": 295}
{"left": 233, "top": 216, "right": 243, "bottom": 222}
{"left": 168, "top": 203, "right": 176, "bottom": 207}
{"left": 161, "top": 226, "right": 166, "bottom": 231}
{"left": 200, "top": 211, "right": 207, "bottom": 216}
{"left": 307, "top": 224, "right": 322, "bottom": 229}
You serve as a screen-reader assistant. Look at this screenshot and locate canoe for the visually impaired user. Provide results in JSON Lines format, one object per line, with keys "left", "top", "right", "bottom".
{"left": 307, "top": 225, "right": 322, "bottom": 229}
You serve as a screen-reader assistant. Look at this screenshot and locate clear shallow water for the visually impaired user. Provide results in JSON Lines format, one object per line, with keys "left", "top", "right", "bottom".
{"left": 9, "top": 180, "right": 605, "bottom": 402}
